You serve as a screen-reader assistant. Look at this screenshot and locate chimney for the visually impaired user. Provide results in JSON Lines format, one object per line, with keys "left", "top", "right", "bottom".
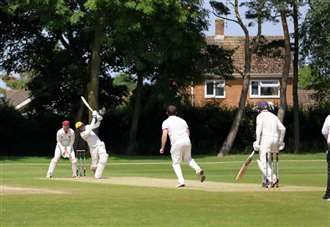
{"left": 215, "top": 19, "right": 224, "bottom": 41}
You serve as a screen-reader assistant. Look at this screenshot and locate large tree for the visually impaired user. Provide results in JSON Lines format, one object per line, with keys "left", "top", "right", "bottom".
{"left": 109, "top": 1, "right": 233, "bottom": 154}
{"left": 302, "top": 0, "right": 330, "bottom": 104}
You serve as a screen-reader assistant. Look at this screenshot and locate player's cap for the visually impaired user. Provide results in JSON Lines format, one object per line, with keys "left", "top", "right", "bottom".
{"left": 62, "top": 120, "right": 70, "bottom": 126}
{"left": 75, "top": 121, "right": 84, "bottom": 129}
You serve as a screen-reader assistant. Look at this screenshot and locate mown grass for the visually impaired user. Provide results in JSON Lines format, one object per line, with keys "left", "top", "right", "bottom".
{"left": 1, "top": 154, "right": 329, "bottom": 227}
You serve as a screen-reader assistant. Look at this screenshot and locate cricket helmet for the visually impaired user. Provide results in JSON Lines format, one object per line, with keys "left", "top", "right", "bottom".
{"left": 75, "top": 121, "right": 84, "bottom": 129}
{"left": 256, "top": 101, "right": 269, "bottom": 110}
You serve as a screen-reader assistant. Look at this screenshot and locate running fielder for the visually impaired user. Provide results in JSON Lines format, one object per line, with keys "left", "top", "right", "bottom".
{"left": 160, "top": 105, "right": 205, "bottom": 188}
{"left": 46, "top": 120, "right": 77, "bottom": 178}
{"left": 253, "top": 102, "right": 286, "bottom": 187}
{"left": 75, "top": 111, "right": 108, "bottom": 179}
{"left": 321, "top": 114, "right": 330, "bottom": 201}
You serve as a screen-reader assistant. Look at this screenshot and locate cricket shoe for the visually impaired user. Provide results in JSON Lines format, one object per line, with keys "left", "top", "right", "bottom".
{"left": 261, "top": 181, "right": 269, "bottom": 188}
{"left": 271, "top": 179, "right": 279, "bottom": 188}
{"left": 176, "top": 184, "right": 185, "bottom": 188}
{"left": 322, "top": 195, "right": 330, "bottom": 201}
{"left": 197, "top": 170, "right": 206, "bottom": 183}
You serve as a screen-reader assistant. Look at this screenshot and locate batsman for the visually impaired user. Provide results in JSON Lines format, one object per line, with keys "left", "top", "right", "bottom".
{"left": 253, "top": 102, "right": 286, "bottom": 188}
{"left": 75, "top": 111, "right": 108, "bottom": 179}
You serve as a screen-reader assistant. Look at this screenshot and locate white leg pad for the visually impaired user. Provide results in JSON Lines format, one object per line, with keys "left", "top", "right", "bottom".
{"left": 95, "top": 151, "right": 108, "bottom": 179}
{"left": 47, "top": 147, "right": 61, "bottom": 177}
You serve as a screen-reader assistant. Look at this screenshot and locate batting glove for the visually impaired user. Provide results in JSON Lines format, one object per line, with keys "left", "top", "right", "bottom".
{"left": 279, "top": 142, "right": 285, "bottom": 151}
{"left": 92, "top": 111, "right": 98, "bottom": 118}
{"left": 253, "top": 141, "right": 260, "bottom": 151}
{"left": 97, "top": 113, "right": 103, "bottom": 121}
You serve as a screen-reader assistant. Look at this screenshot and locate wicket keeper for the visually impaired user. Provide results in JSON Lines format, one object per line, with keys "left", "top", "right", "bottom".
{"left": 46, "top": 120, "right": 77, "bottom": 178}
{"left": 321, "top": 114, "right": 330, "bottom": 201}
{"left": 160, "top": 105, "right": 205, "bottom": 188}
{"left": 75, "top": 111, "right": 108, "bottom": 179}
{"left": 253, "top": 102, "right": 286, "bottom": 188}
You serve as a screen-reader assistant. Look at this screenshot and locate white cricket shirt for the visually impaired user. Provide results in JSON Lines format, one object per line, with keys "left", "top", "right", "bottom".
{"left": 162, "top": 115, "right": 190, "bottom": 145}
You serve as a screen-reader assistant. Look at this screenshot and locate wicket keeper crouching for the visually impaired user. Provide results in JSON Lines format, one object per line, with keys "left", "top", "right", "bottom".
{"left": 46, "top": 120, "right": 77, "bottom": 178}
{"left": 75, "top": 111, "right": 109, "bottom": 179}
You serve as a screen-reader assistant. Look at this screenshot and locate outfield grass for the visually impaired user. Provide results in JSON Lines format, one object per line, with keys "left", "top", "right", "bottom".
{"left": 1, "top": 154, "right": 329, "bottom": 227}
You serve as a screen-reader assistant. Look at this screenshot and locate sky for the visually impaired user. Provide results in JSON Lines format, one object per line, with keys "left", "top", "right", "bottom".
{"left": 203, "top": 0, "right": 308, "bottom": 37}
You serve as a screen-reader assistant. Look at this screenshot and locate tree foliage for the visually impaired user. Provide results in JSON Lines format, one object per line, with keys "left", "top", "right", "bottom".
{"left": 302, "top": 0, "right": 330, "bottom": 103}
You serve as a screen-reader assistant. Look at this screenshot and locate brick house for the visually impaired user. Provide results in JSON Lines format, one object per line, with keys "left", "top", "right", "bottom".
{"left": 190, "top": 19, "right": 293, "bottom": 107}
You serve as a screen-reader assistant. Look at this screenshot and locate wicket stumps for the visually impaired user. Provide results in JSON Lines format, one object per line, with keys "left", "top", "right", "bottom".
{"left": 76, "top": 149, "right": 86, "bottom": 177}
{"left": 266, "top": 152, "right": 279, "bottom": 189}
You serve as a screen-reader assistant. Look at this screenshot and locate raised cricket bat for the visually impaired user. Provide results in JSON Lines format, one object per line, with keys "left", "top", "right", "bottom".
{"left": 81, "top": 96, "right": 94, "bottom": 113}
{"left": 235, "top": 150, "right": 255, "bottom": 181}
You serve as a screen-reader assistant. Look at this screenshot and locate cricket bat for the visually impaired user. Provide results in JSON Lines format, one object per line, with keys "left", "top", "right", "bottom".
{"left": 81, "top": 96, "right": 94, "bottom": 113}
{"left": 235, "top": 150, "right": 255, "bottom": 181}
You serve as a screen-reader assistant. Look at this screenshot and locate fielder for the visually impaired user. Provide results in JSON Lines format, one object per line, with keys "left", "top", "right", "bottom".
{"left": 75, "top": 111, "right": 108, "bottom": 179}
{"left": 46, "top": 120, "right": 77, "bottom": 178}
{"left": 321, "top": 114, "right": 330, "bottom": 201}
{"left": 160, "top": 105, "right": 205, "bottom": 188}
{"left": 253, "top": 102, "right": 286, "bottom": 187}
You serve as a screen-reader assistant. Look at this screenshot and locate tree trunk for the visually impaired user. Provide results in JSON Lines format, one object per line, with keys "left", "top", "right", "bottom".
{"left": 292, "top": 1, "right": 300, "bottom": 153}
{"left": 218, "top": 0, "right": 251, "bottom": 156}
{"left": 277, "top": 10, "right": 291, "bottom": 122}
{"left": 127, "top": 74, "right": 143, "bottom": 154}
{"left": 87, "top": 16, "right": 104, "bottom": 121}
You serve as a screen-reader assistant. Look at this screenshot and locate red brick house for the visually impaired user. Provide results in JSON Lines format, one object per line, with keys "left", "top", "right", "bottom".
{"left": 190, "top": 19, "right": 293, "bottom": 108}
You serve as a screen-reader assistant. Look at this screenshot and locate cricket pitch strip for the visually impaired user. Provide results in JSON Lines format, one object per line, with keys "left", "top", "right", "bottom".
{"left": 51, "top": 177, "right": 324, "bottom": 192}
{"left": 1, "top": 185, "right": 67, "bottom": 195}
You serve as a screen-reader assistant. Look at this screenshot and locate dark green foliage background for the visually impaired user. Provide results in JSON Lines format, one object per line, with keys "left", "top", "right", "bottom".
{"left": 1, "top": 103, "right": 328, "bottom": 156}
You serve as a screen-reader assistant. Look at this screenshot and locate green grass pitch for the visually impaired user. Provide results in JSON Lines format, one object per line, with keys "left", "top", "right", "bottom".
{"left": 1, "top": 153, "right": 330, "bottom": 227}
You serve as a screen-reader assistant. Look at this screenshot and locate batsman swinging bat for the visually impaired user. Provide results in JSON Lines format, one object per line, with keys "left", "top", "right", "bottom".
{"left": 81, "top": 96, "right": 94, "bottom": 113}
{"left": 235, "top": 150, "right": 255, "bottom": 181}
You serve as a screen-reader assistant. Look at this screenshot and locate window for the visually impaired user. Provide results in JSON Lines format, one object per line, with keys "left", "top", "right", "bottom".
{"left": 250, "top": 80, "right": 280, "bottom": 98}
{"left": 205, "top": 80, "right": 225, "bottom": 98}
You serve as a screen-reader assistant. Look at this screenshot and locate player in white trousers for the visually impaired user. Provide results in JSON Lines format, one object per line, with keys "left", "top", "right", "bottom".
{"left": 321, "top": 114, "right": 330, "bottom": 200}
{"left": 160, "top": 105, "right": 205, "bottom": 187}
{"left": 46, "top": 120, "right": 77, "bottom": 178}
{"left": 253, "top": 102, "right": 286, "bottom": 187}
{"left": 75, "top": 111, "right": 108, "bottom": 179}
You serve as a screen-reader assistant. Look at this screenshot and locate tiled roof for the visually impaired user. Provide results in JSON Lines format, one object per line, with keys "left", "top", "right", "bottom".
{"left": 206, "top": 35, "right": 292, "bottom": 75}
{"left": 5, "top": 89, "right": 31, "bottom": 109}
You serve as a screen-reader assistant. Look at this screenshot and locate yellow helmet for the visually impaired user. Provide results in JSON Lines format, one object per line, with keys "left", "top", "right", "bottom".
{"left": 75, "top": 121, "right": 84, "bottom": 129}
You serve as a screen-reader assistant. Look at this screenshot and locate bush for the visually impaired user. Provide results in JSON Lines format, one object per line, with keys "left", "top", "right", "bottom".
{"left": 1, "top": 103, "right": 329, "bottom": 156}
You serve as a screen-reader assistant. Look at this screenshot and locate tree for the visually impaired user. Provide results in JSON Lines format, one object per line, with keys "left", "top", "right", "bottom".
{"left": 302, "top": 0, "right": 330, "bottom": 104}
{"left": 106, "top": 0, "right": 213, "bottom": 154}
{"left": 292, "top": 0, "right": 300, "bottom": 153}
{"left": 210, "top": 0, "right": 252, "bottom": 156}
{"left": 0, "top": 1, "right": 134, "bottom": 117}
{"left": 268, "top": 1, "right": 292, "bottom": 122}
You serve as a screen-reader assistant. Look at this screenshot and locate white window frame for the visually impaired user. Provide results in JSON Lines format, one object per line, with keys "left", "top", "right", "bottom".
{"left": 205, "top": 80, "right": 226, "bottom": 98}
{"left": 250, "top": 79, "right": 280, "bottom": 98}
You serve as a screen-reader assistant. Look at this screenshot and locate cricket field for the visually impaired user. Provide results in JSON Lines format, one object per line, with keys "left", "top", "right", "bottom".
{"left": 1, "top": 153, "right": 329, "bottom": 227}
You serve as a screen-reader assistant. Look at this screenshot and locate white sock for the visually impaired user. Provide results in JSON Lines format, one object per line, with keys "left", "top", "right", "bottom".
{"left": 71, "top": 163, "right": 77, "bottom": 177}
{"left": 47, "top": 160, "right": 57, "bottom": 177}
{"left": 172, "top": 163, "right": 185, "bottom": 184}
{"left": 188, "top": 159, "right": 201, "bottom": 174}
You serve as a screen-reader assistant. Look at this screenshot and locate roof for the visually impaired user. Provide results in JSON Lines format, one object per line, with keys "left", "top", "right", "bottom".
{"left": 4, "top": 89, "right": 32, "bottom": 110}
{"left": 206, "top": 35, "right": 292, "bottom": 76}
